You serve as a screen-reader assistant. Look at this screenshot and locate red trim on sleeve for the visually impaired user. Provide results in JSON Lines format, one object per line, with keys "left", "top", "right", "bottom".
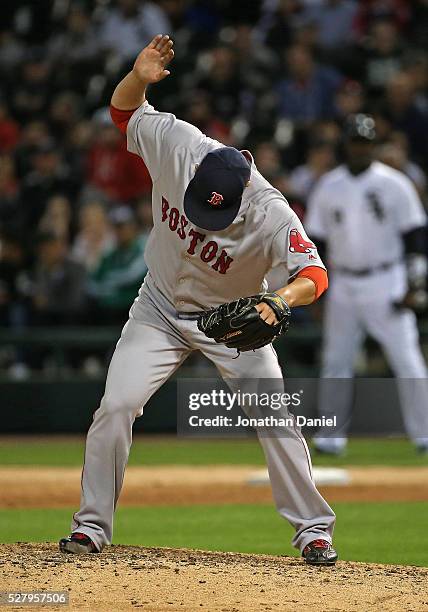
{"left": 110, "top": 105, "right": 138, "bottom": 135}
{"left": 296, "top": 266, "right": 328, "bottom": 300}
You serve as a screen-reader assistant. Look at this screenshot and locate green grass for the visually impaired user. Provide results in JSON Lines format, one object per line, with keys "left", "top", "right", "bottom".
{"left": 0, "top": 437, "right": 265, "bottom": 466}
{"left": 0, "top": 436, "right": 427, "bottom": 467}
{"left": 1, "top": 502, "right": 427, "bottom": 566}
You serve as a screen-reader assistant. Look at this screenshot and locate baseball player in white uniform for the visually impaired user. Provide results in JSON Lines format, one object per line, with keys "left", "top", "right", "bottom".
{"left": 306, "top": 114, "right": 428, "bottom": 455}
{"left": 59, "top": 35, "right": 338, "bottom": 565}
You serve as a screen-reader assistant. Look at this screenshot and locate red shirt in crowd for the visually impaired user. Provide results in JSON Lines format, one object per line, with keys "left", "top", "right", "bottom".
{"left": 0, "top": 118, "right": 20, "bottom": 153}
{"left": 87, "top": 131, "right": 151, "bottom": 202}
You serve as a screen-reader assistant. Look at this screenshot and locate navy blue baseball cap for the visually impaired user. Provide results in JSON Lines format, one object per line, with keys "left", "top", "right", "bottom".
{"left": 184, "top": 147, "right": 251, "bottom": 231}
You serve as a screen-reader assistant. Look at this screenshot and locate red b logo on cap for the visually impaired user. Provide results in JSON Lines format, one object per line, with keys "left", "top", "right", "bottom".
{"left": 207, "top": 192, "right": 224, "bottom": 207}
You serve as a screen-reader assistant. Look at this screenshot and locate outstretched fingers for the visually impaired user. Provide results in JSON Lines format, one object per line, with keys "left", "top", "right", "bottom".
{"left": 162, "top": 48, "right": 174, "bottom": 67}
{"left": 160, "top": 40, "right": 174, "bottom": 61}
{"left": 155, "top": 35, "right": 173, "bottom": 54}
{"left": 148, "top": 34, "right": 163, "bottom": 49}
{"left": 144, "top": 35, "right": 174, "bottom": 80}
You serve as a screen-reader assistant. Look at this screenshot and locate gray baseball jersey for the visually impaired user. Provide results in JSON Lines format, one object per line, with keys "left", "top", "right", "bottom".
{"left": 68, "top": 101, "right": 336, "bottom": 555}
{"left": 127, "top": 101, "right": 325, "bottom": 310}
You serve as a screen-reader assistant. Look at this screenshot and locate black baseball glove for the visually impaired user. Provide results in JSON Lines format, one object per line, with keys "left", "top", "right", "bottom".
{"left": 197, "top": 293, "right": 291, "bottom": 352}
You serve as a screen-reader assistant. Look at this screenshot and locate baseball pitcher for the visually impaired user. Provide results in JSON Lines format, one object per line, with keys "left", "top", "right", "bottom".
{"left": 60, "top": 35, "right": 337, "bottom": 566}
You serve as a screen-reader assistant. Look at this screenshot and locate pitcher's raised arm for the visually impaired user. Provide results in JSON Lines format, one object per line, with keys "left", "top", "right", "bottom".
{"left": 111, "top": 35, "right": 174, "bottom": 110}
{"left": 110, "top": 36, "right": 208, "bottom": 182}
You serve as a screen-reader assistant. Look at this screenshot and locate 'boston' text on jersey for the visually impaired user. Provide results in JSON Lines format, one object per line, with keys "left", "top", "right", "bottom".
{"left": 161, "top": 196, "right": 233, "bottom": 274}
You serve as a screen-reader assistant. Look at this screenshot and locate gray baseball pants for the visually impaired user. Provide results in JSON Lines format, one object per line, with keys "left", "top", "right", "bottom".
{"left": 71, "top": 274, "right": 336, "bottom": 553}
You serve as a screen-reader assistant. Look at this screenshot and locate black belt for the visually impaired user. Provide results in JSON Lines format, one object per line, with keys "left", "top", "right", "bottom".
{"left": 335, "top": 261, "right": 399, "bottom": 277}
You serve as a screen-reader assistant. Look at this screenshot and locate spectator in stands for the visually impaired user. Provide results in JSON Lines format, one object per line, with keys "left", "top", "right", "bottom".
{"left": 301, "top": 0, "right": 358, "bottom": 51}
{"left": 254, "top": 141, "right": 308, "bottom": 219}
{"left": 195, "top": 46, "right": 243, "bottom": 121}
{"left": 99, "top": 0, "right": 171, "bottom": 64}
{"left": 403, "top": 51, "right": 428, "bottom": 108}
{"left": 376, "top": 139, "right": 427, "bottom": 198}
{"left": 38, "top": 195, "right": 72, "bottom": 242}
{"left": 20, "top": 141, "right": 76, "bottom": 232}
{"left": 289, "top": 139, "right": 336, "bottom": 201}
{"left": 14, "top": 121, "right": 51, "bottom": 179}
{"left": 353, "top": 0, "right": 411, "bottom": 39}
{"left": 291, "top": 17, "right": 319, "bottom": 53}
{"left": 259, "top": 0, "right": 300, "bottom": 53}
{"left": 87, "top": 206, "right": 147, "bottom": 324}
{"left": 370, "top": 109, "right": 393, "bottom": 142}
{"left": 48, "top": 92, "right": 83, "bottom": 143}
{"left": 363, "top": 18, "right": 404, "bottom": 93}
{"left": 182, "top": 0, "right": 221, "bottom": 50}
{"left": 311, "top": 120, "right": 342, "bottom": 147}
{"left": 0, "top": 100, "right": 20, "bottom": 153}
{"left": 276, "top": 44, "right": 343, "bottom": 123}
{"left": 0, "top": 228, "right": 27, "bottom": 327}
{"left": 86, "top": 108, "right": 151, "bottom": 204}
{"left": 254, "top": 142, "right": 291, "bottom": 196}
{"left": 0, "top": 31, "right": 24, "bottom": 74}
{"left": 409, "top": 0, "right": 428, "bottom": 48}
{"left": 334, "top": 80, "right": 366, "bottom": 121}
{"left": 11, "top": 48, "right": 52, "bottom": 123}
{"left": 382, "top": 71, "right": 428, "bottom": 164}
{"left": 182, "top": 90, "right": 232, "bottom": 144}
{"left": 0, "top": 154, "right": 20, "bottom": 228}
{"left": 47, "top": 4, "right": 101, "bottom": 91}
{"left": 72, "top": 201, "right": 116, "bottom": 272}
{"left": 30, "top": 231, "right": 86, "bottom": 325}
{"left": 65, "top": 120, "right": 94, "bottom": 188}
{"left": 232, "top": 23, "right": 279, "bottom": 97}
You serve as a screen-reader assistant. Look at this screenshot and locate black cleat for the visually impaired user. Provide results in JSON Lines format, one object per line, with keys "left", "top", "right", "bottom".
{"left": 59, "top": 532, "right": 98, "bottom": 554}
{"left": 303, "top": 539, "right": 338, "bottom": 566}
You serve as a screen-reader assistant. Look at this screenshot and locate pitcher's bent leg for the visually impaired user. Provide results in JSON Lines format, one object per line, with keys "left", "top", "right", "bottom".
{"left": 71, "top": 316, "right": 190, "bottom": 551}
{"left": 198, "top": 339, "right": 336, "bottom": 553}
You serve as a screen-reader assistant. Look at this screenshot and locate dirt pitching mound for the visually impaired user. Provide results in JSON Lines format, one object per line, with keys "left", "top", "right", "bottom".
{"left": 1, "top": 544, "right": 428, "bottom": 612}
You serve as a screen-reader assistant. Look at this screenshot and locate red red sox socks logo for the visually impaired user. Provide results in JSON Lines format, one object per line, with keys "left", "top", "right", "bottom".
{"left": 207, "top": 192, "right": 224, "bottom": 206}
{"left": 289, "top": 229, "right": 317, "bottom": 258}
{"left": 161, "top": 197, "right": 233, "bottom": 274}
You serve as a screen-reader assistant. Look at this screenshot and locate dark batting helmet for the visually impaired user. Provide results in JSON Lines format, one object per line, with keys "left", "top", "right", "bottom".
{"left": 344, "top": 114, "right": 376, "bottom": 142}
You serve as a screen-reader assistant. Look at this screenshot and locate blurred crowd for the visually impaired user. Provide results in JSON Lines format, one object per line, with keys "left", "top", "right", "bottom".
{"left": 1, "top": 0, "right": 428, "bottom": 345}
